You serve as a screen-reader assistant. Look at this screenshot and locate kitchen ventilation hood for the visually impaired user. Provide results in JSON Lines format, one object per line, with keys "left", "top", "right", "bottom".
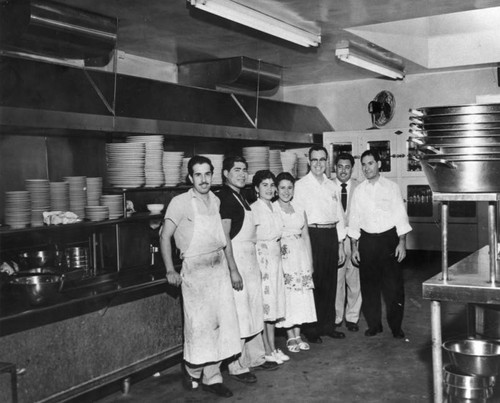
{"left": 0, "top": 0, "right": 117, "bottom": 66}
{"left": 0, "top": 55, "right": 332, "bottom": 144}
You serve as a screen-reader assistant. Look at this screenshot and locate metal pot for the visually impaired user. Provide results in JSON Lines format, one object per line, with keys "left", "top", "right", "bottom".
{"left": 443, "top": 365, "right": 496, "bottom": 389}
{"left": 419, "top": 144, "right": 500, "bottom": 155}
{"left": 8, "top": 274, "right": 64, "bottom": 306}
{"left": 410, "top": 135, "right": 500, "bottom": 147}
{"left": 18, "top": 249, "right": 65, "bottom": 270}
{"left": 421, "top": 156, "right": 500, "bottom": 193}
{"left": 410, "top": 121, "right": 500, "bottom": 131}
{"left": 410, "top": 103, "right": 500, "bottom": 116}
{"left": 410, "top": 125, "right": 500, "bottom": 137}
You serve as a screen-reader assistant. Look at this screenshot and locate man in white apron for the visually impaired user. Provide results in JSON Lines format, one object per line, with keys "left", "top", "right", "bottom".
{"left": 217, "top": 156, "right": 279, "bottom": 384}
{"left": 160, "top": 156, "right": 241, "bottom": 398}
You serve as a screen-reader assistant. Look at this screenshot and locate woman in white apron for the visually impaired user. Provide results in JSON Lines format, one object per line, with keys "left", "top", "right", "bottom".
{"left": 251, "top": 170, "right": 288, "bottom": 365}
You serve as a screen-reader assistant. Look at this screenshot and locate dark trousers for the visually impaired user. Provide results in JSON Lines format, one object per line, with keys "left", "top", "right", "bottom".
{"left": 359, "top": 227, "right": 405, "bottom": 332}
{"left": 303, "top": 227, "right": 339, "bottom": 338}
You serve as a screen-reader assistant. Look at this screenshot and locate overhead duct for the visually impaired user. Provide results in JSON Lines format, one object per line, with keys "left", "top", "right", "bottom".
{"left": 0, "top": 0, "right": 117, "bottom": 66}
{"left": 178, "top": 57, "right": 282, "bottom": 96}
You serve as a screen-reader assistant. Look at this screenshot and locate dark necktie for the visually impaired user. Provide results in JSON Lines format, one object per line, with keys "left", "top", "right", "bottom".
{"left": 341, "top": 183, "right": 347, "bottom": 211}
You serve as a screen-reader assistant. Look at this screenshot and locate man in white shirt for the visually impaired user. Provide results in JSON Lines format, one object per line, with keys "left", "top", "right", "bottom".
{"left": 294, "top": 145, "right": 346, "bottom": 343}
{"left": 348, "top": 150, "right": 412, "bottom": 339}
{"left": 334, "top": 153, "right": 362, "bottom": 333}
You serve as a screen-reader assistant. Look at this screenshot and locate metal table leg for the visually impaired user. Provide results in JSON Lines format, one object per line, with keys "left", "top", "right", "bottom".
{"left": 431, "top": 300, "right": 443, "bottom": 403}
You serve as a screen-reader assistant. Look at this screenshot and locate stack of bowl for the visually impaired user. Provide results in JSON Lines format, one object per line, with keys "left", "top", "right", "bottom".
{"left": 409, "top": 103, "right": 500, "bottom": 193}
{"left": 65, "top": 246, "right": 90, "bottom": 273}
{"left": 443, "top": 339, "right": 500, "bottom": 402}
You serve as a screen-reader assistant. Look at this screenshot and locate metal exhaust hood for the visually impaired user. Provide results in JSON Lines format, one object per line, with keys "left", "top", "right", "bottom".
{"left": 0, "top": 55, "right": 332, "bottom": 144}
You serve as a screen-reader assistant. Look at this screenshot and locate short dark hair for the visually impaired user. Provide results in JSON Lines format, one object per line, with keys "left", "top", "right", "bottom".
{"left": 308, "top": 145, "right": 328, "bottom": 159}
{"left": 360, "top": 149, "right": 381, "bottom": 162}
{"left": 276, "top": 172, "right": 295, "bottom": 185}
{"left": 252, "top": 170, "right": 276, "bottom": 189}
{"left": 335, "top": 152, "right": 355, "bottom": 167}
{"left": 188, "top": 155, "right": 214, "bottom": 177}
{"left": 222, "top": 156, "right": 248, "bottom": 182}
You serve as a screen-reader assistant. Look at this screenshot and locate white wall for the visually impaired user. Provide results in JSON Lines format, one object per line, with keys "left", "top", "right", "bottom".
{"left": 282, "top": 67, "right": 500, "bottom": 131}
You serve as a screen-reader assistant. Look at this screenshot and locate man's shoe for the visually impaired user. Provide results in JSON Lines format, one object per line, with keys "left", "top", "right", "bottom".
{"left": 346, "top": 321, "right": 359, "bottom": 332}
{"left": 202, "top": 383, "right": 233, "bottom": 398}
{"left": 182, "top": 374, "right": 200, "bottom": 391}
{"left": 325, "top": 330, "right": 346, "bottom": 339}
{"left": 392, "top": 329, "right": 406, "bottom": 339}
{"left": 334, "top": 321, "right": 343, "bottom": 328}
{"left": 304, "top": 335, "right": 323, "bottom": 344}
{"left": 250, "top": 361, "right": 279, "bottom": 371}
{"left": 364, "top": 325, "right": 383, "bottom": 337}
{"left": 229, "top": 372, "right": 257, "bottom": 383}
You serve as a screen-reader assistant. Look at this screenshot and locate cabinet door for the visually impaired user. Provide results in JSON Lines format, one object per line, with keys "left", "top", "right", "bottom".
{"left": 323, "top": 131, "right": 362, "bottom": 180}
{"left": 398, "top": 131, "right": 425, "bottom": 177}
{"left": 358, "top": 129, "right": 400, "bottom": 179}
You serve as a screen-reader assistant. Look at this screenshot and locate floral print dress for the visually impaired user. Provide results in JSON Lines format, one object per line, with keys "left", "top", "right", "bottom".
{"left": 275, "top": 201, "right": 317, "bottom": 328}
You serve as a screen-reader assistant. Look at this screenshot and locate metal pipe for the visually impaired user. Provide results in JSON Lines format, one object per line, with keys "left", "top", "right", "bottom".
{"left": 441, "top": 202, "right": 448, "bottom": 283}
{"left": 431, "top": 300, "right": 443, "bottom": 403}
{"left": 488, "top": 201, "right": 497, "bottom": 285}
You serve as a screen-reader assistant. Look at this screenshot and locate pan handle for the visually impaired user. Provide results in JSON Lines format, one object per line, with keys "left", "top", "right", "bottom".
{"left": 409, "top": 116, "right": 423, "bottom": 124}
{"left": 420, "top": 144, "right": 441, "bottom": 154}
{"left": 426, "top": 159, "right": 457, "bottom": 170}
{"left": 409, "top": 108, "right": 424, "bottom": 117}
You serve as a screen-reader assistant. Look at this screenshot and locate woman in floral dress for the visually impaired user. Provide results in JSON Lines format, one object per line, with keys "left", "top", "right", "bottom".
{"left": 274, "top": 172, "right": 317, "bottom": 353}
{"left": 251, "top": 170, "right": 288, "bottom": 365}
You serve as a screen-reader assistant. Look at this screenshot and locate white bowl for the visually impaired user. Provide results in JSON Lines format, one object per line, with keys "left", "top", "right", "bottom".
{"left": 147, "top": 204, "right": 164, "bottom": 214}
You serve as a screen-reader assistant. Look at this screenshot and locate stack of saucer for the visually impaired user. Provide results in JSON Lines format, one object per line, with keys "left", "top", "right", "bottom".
{"left": 84, "top": 205, "right": 109, "bottom": 222}
{"left": 4, "top": 191, "right": 31, "bottom": 229}
{"left": 280, "top": 151, "right": 298, "bottom": 177}
{"left": 64, "top": 176, "right": 87, "bottom": 219}
{"left": 99, "top": 195, "right": 124, "bottom": 219}
{"left": 127, "top": 135, "right": 164, "bottom": 187}
{"left": 243, "top": 146, "right": 270, "bottom": 175}
{"left": 50, "top": 181, "right": 69, "bottom": 211}
{"left": 86, "top": 177, "right": 103, "bottom": 207}
{"left": 163, "top": 151, "right": 184, "bottom": 186}
{"left": 200, "top": 154, "right": 224, "bottom": 185}
{"left": 269, "top": 150, "right": 283, "bottom": 176}
{"left": 106, "top": 142, "right": 146, "bottom": 188}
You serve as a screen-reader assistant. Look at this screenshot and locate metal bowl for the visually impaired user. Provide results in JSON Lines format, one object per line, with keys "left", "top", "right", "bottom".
{"left": 8, "top": 274, "right": 63, "bottom": 306}
{"left": 443, "top": 365, "right": 495, "bottom": 389}
{"left": 443, "top": 339, "right": 500, "bottom": 376}
{"left": 18, "top": 250, "right": 54, "bottom": 269}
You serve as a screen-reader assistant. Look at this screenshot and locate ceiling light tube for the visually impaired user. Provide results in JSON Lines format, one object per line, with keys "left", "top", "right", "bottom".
{"left": 335, "top": 47, "right": 405, "bottom": 80}
{"left": 188, "top": 0, "right": 321, "bottom": 47}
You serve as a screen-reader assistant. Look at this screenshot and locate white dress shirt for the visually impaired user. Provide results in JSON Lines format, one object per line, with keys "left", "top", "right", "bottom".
{"left": 294, "top": 171, "right": 346, "bottom": 241}
{"left": 347, "top": 175, "right": 412, "bottom": 240}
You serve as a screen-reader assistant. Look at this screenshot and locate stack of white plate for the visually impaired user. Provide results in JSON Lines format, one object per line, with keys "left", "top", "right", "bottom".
{"left": 297, "top": 155, "right": 310, "bottom": 178}
{"left": 50, "top": 181, "right": 69, "bottom": 211}
{"left": 127, "top": 135, "right": 164, "bottom": 187}
{"left": 106, "top": 142, "right": 146, "bottom": 188}
{"left": 4, "top": 191, "right": 31, "bottom": 229}
{"left": 243, "top": 146, "right": 270, "bottom": 176}
{"left": 280, "top": 151, "right": 298, "bottom": 177}
{"left": 25, "top": 179, "right": 50, "bottom": 219}
{"left": 163, "top": 151, "right": 184, "bottom": 186}
{"left": 180, "top": 157, "right": 190, "bottom": 184}
{"left": 86, "top": 177, "right": 103, "bottom": 206}
{"left": 269, "top": 150, "right": 283, "bottom": 176}
{"left": 200, "top": 154, "right": 224, "bottom": 185}
{"left": 64, "top": 176, "right": 87, "bottom": 218}
{"left": 84, "top": 205, "right": 109, "bottom": 221}
{"left": 100, "top": 195, "right": 124, "bottom": 219}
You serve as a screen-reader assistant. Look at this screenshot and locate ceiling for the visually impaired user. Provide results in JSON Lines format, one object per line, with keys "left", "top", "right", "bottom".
{"left": 31, "top": 0, "right": 500, "bottom": 86}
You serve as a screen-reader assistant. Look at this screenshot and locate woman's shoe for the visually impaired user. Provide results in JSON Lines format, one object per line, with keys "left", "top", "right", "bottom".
{"left": 274, "top": 348, "right": 290, "bottom": 362}
{"left": 296, "top": 337, "right": 310, "bottom": 351}
{"left": 286, "top": 338, "right": 301, "bottom": 353}
{"left": 265, "top": 353, "right": 283, "bottom": 365}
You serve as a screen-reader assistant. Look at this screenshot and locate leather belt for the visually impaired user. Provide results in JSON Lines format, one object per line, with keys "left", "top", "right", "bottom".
{"left": 309, "top": 223, "right": 336, "bottom": 229}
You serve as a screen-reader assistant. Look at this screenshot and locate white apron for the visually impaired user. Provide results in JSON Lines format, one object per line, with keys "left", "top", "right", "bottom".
{"left": 231, "top": 194, "right": 264, "bottom": 338}
{"left": 181, "top": 197, "right": 241, "bottom": 365}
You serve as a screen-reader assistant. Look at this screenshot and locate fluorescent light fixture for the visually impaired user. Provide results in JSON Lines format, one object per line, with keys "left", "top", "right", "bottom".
{"left": 335, "top": 47, "right": 405, "bottom": 80}
{"left": 188, "top": 0, "right": 321, "bottom": 48}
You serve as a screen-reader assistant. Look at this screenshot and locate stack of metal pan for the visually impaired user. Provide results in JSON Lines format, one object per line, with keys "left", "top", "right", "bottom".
{"left": 409, "top": 103, "right": 500, "bottom": 193}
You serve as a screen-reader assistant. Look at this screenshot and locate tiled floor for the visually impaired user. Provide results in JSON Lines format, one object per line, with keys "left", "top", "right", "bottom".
{"left": 87, "top": 251, "right": 494, "bottom": 403}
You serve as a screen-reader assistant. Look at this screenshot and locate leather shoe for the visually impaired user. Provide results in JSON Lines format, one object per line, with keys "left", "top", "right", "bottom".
{"left": 392, "top": 329, "right": 406, "bottom": 339}
{"left": 202, "top": 383, "right": 233, "bottom": 398}
{"left": 325, "top": 330, "right": 345, "bottom": 339}
{"left": 182, "top": 374, "right": 200, "bottom": 391}
{"left": 334, "top": 322, "right": 343, "bottom": 328}
{"left": 229, "top": 372, "right": 257, "bottom": 383}
{"left": 304, "top": 335, "right": 323, "bottom": 344}
{"left": 346, "top": 321, "right": 359, "bottom": 332}
{"left": 250, "top": 361, "right": 279, "bottom": 371}
{"left": 364, "top": 325, "right": 383, "bottom": 337}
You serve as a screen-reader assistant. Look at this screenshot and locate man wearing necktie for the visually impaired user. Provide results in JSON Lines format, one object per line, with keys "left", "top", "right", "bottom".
{"left": 334, "top": 153, "right": 362, "bottom": 333}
